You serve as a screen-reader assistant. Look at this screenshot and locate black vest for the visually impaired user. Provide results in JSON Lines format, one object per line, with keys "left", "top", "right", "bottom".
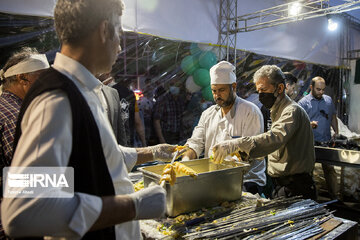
{"left": 13, "top": 68, "right": 116, "bottom": 240}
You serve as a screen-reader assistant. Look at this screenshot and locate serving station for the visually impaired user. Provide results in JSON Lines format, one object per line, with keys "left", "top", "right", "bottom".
{"left": 130, "top": 158, "right": 358, "bottom": 239}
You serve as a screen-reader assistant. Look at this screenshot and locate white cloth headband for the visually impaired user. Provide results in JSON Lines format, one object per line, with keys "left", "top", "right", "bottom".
{"left": 210, "top": 60, "right": 236, "bottom": 85}
{"left": 0, "top": 54, "right": 49, "bottom": 80}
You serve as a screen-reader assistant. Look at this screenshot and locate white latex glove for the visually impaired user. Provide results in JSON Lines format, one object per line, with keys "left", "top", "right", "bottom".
{"left": 128, "top": 184, "right": 166, "bottom": 220}
{"left": 181, "top": 155, "right": 191, "bottom": 162}
{"left": 150, "top": 144, "right": 177, "bottom": 162}
{"left": 212, "top": 138, "right": 243, "bottom": 164}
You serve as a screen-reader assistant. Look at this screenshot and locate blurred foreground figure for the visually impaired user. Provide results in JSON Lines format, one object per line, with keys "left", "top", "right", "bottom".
{"left": 2, "top": 0, "right": 176, "bottom": 239}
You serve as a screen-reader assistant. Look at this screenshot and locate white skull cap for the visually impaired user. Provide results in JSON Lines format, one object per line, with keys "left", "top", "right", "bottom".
{"left": 1, "top": 54, "right": 49, "bottom": 80}
{"left": 210, "top": 61, "right": 236, "bottom": 85}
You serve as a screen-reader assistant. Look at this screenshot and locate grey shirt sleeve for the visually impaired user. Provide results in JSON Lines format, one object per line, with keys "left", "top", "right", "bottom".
{"left": 243, "top": 105, "right": 299, "bottom": 159}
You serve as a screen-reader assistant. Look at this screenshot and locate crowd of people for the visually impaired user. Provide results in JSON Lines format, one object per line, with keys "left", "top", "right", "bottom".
{"left": 97, "top": 73, "right": 204, "bottom": 149}
{"left": 0, "top": 0, "right": 341, "bottom": 239}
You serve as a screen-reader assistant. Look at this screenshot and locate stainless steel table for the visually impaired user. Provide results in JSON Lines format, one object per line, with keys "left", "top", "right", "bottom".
{"left": 315, "top": 146, "right": 360, "bottom": 201}
{"left": 315, "top": 146, "right": 360, "bottom": 168}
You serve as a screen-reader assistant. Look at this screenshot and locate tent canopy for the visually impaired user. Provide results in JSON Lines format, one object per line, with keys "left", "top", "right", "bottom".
{"left": 2, "top": 0, "right": 360, "bottom": 66}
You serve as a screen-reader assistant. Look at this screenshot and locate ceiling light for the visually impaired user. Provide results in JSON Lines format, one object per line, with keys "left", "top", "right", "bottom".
{"left": 288, "top": 2, "right": 302, "bottom": 17}
{"left": 328, "top": 18, "right": 338, "bottom": 31}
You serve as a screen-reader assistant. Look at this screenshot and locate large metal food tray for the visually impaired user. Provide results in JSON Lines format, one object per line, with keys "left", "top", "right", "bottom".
{"left": 315, "top": 146, "right": 360, "bottom": 167}
{"left": 138, "top": 158, "right": 250, "bottom": 216}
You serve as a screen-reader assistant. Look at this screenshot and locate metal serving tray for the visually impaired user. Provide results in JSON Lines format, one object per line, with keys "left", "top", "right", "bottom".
{"left": 138, "top": 158, "right": 250, "bottom": 216}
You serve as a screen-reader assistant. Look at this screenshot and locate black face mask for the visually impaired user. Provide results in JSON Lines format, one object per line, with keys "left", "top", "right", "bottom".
{"left": 259, "top": 88, "right": 277, "bottom": 109}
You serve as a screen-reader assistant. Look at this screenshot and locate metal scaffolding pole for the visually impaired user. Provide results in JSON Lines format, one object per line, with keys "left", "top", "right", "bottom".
{"left": 217, "top": 0, "right": 359, "bottom": 121}
{"left": 234, "top": 0, "right": 360, "bottom": 33}
{"left": 218, "top": 0, "right": 237, "bottom": 66}
{"left": 218, "top": 0, "right": 360, "bottom": 60}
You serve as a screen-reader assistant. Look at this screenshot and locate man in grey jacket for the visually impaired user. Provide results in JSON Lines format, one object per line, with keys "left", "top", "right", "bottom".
{"left": 213, "top": 65, "right": 317, "bottom": 200}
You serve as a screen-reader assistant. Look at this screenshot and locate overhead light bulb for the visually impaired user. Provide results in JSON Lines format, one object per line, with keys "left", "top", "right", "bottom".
{"left": 288, "top": 2, "right": 302, "bottom": 17}
{"left": 328, "top": 18, "right": 338, "bottom": 31}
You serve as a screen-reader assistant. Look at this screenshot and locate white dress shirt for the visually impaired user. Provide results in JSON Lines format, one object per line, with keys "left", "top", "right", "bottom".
{"left": 186, "top": 96, "right": 267, "bottom": 186}
{"left": 1, "top": 53, "right": 140, "bottom": 240}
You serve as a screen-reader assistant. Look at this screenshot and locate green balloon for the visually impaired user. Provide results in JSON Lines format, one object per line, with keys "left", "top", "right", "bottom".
{"left": 202, "top": 85, "right": 214, "bottom": 101}
{"left": 181, "top": 55, "right": 199, "bottom": 75}
{"left": 193, "top": 68, "right": 210, "bottom": 87}
{"left": 199, "top": 51, "right": 217, "bottom": 70}
{"left": 190, "top": 43, "right": 202, "bottom": 56}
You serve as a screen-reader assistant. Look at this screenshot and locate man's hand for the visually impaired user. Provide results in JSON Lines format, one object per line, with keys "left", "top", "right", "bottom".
{"left": 150, "top": 144, "right": 177, "bottom": 162}
{"left": 128, "top": 184, "right": 166, "bottom": 220}
{"left": 310, "top": 121, "right": 318, "bottom": 129}
{"left": 181, "top": 147, "right": 197, "bottom": 162}
{"left": 212, "top": 138, "right": 243, "bottom": 164}
{"left": 331, "top": 133, "right": 340, "bottom": 143}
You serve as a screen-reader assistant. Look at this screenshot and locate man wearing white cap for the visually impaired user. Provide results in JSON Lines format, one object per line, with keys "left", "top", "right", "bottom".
{"left": 0, "top": 47, "right": 49, "bottom": 169}
{"left": 0, "top": 48, "right": 49, "bottom": 239}
{"left": 182, "top": 61, "right": 266, "bottom": 195}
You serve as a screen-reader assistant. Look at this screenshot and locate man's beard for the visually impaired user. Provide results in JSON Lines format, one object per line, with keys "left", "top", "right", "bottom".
{"left": 215, "top": 89, "right": 235, "bottom": 108}
{"left": 312, "top": 91, "right": 322, "bottom": 100}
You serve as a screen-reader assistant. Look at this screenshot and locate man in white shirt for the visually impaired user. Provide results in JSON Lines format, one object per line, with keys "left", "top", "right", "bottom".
{"left": 1, "top": 0, "right": 175, "bottom": 239}
{"left": 182, "top": 61, "right": 267, "bottom": 195}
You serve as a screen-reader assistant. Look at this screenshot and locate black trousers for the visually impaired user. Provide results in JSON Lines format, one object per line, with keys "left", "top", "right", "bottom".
{"left": 271, "top": 173, "right": 317, "bottom": 200}
{"left": 243, "top": 182, "right": 263, "bottom": 195}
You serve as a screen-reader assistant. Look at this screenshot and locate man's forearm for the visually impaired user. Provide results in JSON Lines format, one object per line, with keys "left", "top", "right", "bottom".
{"left": 154, "top": 119, "right": 166, "bottom": 143}
{"left": 135, "top": 147, "right": 154, "bottom": 165}
{"left": 137, "top": 128, "right": 147, "bottom": 147}
{"left": 332, "top": 115, "right": 339, "bottom": 135}
{"left": 90, "top": 195, "right": 135, "bottom": 231}
{"left": 122, "top": 144, "right": 176, "bottom": 166}
{"left": 182, "top": 148, "right": 197, "bottom": 160}
{"left": 135, "top": 112, "right": 147, "bottom": 146}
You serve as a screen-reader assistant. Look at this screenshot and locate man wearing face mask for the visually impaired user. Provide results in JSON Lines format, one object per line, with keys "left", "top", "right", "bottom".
{"left": 182, "top": 61, "right": 266, "bottom": 195}
{"left": 212, "top": 65, "right": 317, "bottom": 200}
{"left": 153, "top": 77, "right": 185, "bottom": 144}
